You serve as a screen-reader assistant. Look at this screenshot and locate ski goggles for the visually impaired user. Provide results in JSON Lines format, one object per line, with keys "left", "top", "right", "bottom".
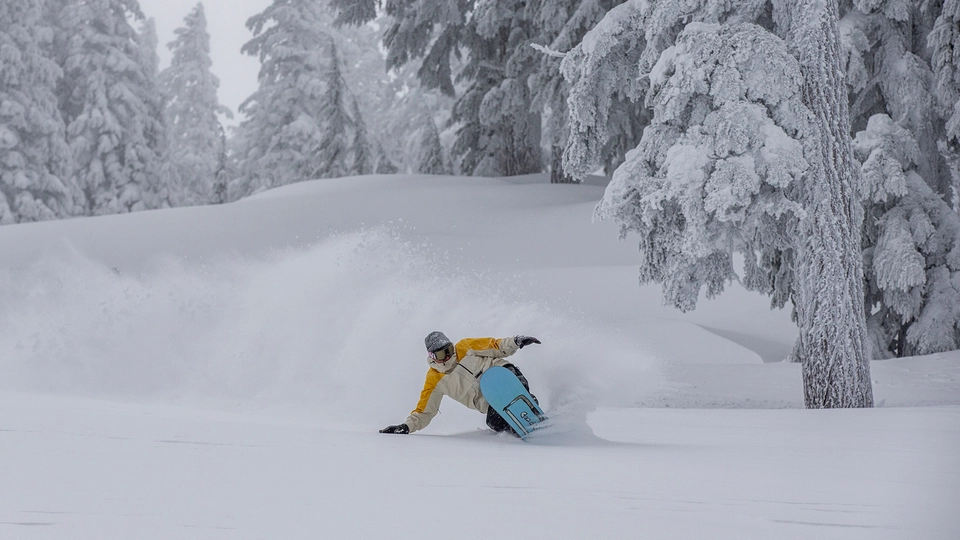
{"left": 428, "top": 344, "right": 455, "bottom": 362}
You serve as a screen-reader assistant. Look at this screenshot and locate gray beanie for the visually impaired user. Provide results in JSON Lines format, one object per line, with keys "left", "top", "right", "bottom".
{"left": 424, "top": 331, "right": 452, "bottom": 352}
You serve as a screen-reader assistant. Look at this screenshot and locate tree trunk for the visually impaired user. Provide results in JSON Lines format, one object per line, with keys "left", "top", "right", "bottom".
{"left": 790, "top": 0, "right": 874, "bottom": 408}
{"left": 550, "top": 145, "right": 577, "bottom": 183}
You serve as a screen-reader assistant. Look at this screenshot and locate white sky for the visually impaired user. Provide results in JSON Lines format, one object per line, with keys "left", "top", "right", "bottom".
{"left": 138, "top": 0, "right": 274, "bottom": 126}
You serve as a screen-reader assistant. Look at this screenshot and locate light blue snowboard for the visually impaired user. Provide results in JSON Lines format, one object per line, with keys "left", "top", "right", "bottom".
{"left": 480, "top": 366, "right": 547, "bottom": 439}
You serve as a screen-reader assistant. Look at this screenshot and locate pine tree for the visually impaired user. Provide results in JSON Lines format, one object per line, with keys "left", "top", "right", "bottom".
{"left": 212, "top": 123, "right": 229, "bottom": 203}
{"left": 349, "top": 98, "right": 372, "bottom": 176}
{"left": 0, "top": 0, "right": 78, "bottom": 224}
{"left": 531, "top": 0, "right": 625, "bottom": 183}
{"left": 375, "top": 58, "right": 458, "bottom": 174}
{"left": 452, "top": 0, "right": 543, "bottom": 177}
{"left": 374, "top": 140, "right": 399, "bottom": 174}
{"left": 233, "top": 1, "right": 361, "bottom": 197}
{"left": 855, "top": 114, "right": 960, "bottom": 357}
{"left": 137, "top": 18, "right": 160, "bottom": 87}
{"left": 417, "top": 114, "right": 447, "bottom": 174}
{"left": 569, "top": 0, "right": 875, "bottom": 407}
{"left": 136, "top": 18, "right": 174, "bottom": 210}
{"left": 593, "top": 22, "right": 808, "bottom": 312}
{"left": 315, "top": 38, "right": 353, "bottom": 179}
{"left": 333, "top": 0, "right": 544, "bottom": 178}
{"left": 55, "top": 0, "right": 166, "bottom": 215}
{"left": 559, "top": 0, "right": 656, "bottom": 182}
{"left": 841, "top": 0, "right": 953, "bottom": 208}
{"left": 326, "top": 5, "right": 425, "bottom": 175}
{"left": 929, "top": 0, "right": 960, "bottom": 208}
{"left": 335, "top": 0, "right": 620, "bottom": 179}
{"left": 836, "top": 0, "right": 960, "bottom": 355}
{"left": 160, "top": 2, "right": 231, "bottom": 206}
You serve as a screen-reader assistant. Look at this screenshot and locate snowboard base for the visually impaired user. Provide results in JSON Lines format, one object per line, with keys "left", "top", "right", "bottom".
{"left": 480, "top": 366, "right": 547, "bottom": 438}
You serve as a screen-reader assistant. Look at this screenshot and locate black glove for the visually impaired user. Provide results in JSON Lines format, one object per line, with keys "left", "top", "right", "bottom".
{"left": 515, "top": 335, "right": 541, "bottom": 349}
{"left": 379, "top": 424, "right": 409, "bottom": 434}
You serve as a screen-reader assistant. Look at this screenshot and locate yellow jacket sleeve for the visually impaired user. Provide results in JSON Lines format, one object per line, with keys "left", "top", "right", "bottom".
{"left": 404, "top": 369, "right": 446, "bottom": 432}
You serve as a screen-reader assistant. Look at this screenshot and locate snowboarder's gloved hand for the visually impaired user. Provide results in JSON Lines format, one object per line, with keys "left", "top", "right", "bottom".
{"left": 379, "top": 424, "right": 409, "bottom": 434}
{"left": 515, "top": 335, "right": 541, "bottom": 349}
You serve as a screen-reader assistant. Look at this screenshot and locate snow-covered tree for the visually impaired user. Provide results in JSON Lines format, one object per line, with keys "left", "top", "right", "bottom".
{"left": 855, "top": 114, "right": 960, "bottom": 357}
{"left": 559, "top": 0, "right": 662, "bottom": 182}
{"left": 416, "top": 114, "right": 448, "bottom": 175}
{"left": 594, "top": 22, "right": 807, "bottom": 313}
{"left": 211, "top": 123, "right": 228, "bottom": 203}
{"left": 327, "top": 5, "right": 443, "bottom": 175}
{"left": 55, "top": 0, "right": 168, "bottom": 215}
{"left": 233, "top": 1, "right": 371, "bottom": 197}
{"left": 455, "top": 0, "right": 543, "bottom": 177}
{"left": 371, "top": 57, "right": 458, "bottom": 174}
{"left": 137, "top": 17, "right": 159, "bottom": 78}
{"left": 333, "top": 0, "right": 638, "bottom": 180}
{"left": 333, "top": 0, "right": 543, "bottom": 177}
{"left": 840, "top": 0, "right": 954, "bottom": 208}
{"left": 350, "top": 98, "right": 372, "bottom": 176}
{"left": 233, "top": 0, "right": 331, "bottom": 194}
{"left": 314, "top": 38, "right": 353, "bottom": 180}
{"left": 572, "top": 0, "right": 874, "bottom": 407}
{"left": 0, "top": 0, "right": 78, "bottom": 224}
{"left": 374, "top": 139, "right": 399, "bottom": 174}
{"left": 929, "top": 0, "right": 960, "bottom": 208}
{"left": 570, "top": 0, "right": 798, "bottom": 305}
{"left": 135, "top": 18, "right": 175, "bottom": 210}
{"left": 160, "top": 2, "right": 231, "bottom": 206}
{"left": 531, "top": 0, "right": 626, "bottom": 182}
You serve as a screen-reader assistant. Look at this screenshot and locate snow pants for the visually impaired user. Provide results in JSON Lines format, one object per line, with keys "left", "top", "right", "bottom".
{"left": 485, "top": 364, "right": 536, "bottom": 434}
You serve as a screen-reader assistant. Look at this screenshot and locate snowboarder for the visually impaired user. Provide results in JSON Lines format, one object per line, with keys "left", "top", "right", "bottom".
{"left": 379, "top": 331, "right": 541, "bottom": 435}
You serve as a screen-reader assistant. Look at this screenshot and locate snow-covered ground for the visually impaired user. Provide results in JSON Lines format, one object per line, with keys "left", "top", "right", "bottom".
{"left": 1, "top": 174, "right": 958, "bottom": 539}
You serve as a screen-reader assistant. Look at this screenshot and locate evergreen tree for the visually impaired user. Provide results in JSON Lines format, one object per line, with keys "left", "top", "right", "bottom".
{"left": 212, "top": 123, "right": 229, "bottom": 203}
{"left": 326, "top": 7, "right": 429, "bottom": 175}
{"left": 452, "top": 0, "right": 542, "bottom": 177}
{"left": 531, "top": 0, "right": 626, "bottom": 182}
{"left": 855, "top": 114, "right": 960, "bottom": 357}
{"left": 333, "top": 0, "right": 543, "bottom": 177}
{"left": 55, "top": 0, "right": 166, "bottom": 215}
{"left": 593, "top": 21, "right": 808, "bottom": 312}
{"left": 138, "top": 17, "right": 160, "bottom": 81}
{"left": 350, "top": 98, "right": 372, "bottom": 175}
{"left": 376, "top": 59, "right": 457, "bottom": 174}
{"left": 333, "top": 0, "right": 622, "bottom": 179}
{"left": 315, "top": 38, "right": 353, "bottom": 179}
{"left": 373, "top": 140, "right": 399, "bottom": 174}
{"left": 233, "top": 1, "right": 359, "bottom": 197}
{"left": 136, "top": 18, "right": 174, "bottom": 210}
{"left": 568, "top": 0, "right": 875, "bottom": 407}
{"left": 929, "top": 0, "right": 960, "bottom": 208}
{"left": 840, "top": 0, "right": 953, "bottom": 207}
{"left": 836, "top": 0, "right": 960, "bottom": 355}
{"left": 559, "top": 0, "right": 654, "bottom": 182}
{"left": 416, "top": 114, "right": 447, "bottom": 174}
{"left": 160, "top": 2, "right": 231, "bottom": 206}
{"left": 0, "top": 0, "right": 78, "bottom": 224}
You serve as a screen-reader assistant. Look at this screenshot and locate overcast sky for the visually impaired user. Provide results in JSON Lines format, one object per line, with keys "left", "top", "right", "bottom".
{"left": 138, "top": 0, "right": 273, "bottom": 126}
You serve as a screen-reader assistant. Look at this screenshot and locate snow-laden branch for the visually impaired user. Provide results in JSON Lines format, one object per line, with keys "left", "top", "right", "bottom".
{"left": 530, "top": 43, "right": 566, "bottom": 58}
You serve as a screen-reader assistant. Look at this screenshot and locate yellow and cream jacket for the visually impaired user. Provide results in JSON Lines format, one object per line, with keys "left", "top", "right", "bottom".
{"left": 403, "top": 336, "right": 520, "bottom": 433}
